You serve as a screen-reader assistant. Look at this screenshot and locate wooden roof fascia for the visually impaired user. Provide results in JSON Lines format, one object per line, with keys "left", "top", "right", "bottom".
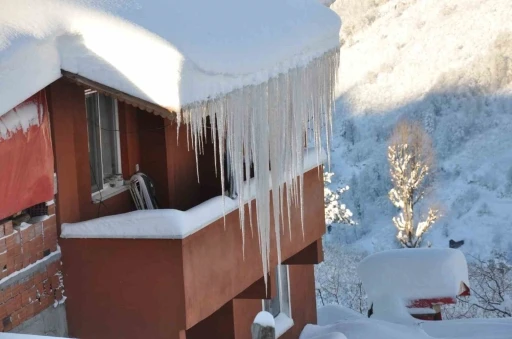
{"left": 61, "top": 70, "right": 178, "bottom": 121}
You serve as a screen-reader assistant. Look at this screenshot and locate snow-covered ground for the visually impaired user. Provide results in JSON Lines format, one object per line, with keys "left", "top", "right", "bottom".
{"left": 302, "top": 305, "right": 512, "bottom": 339}
{"left": 326, "top": 0, "right": 512, "bottom": 258}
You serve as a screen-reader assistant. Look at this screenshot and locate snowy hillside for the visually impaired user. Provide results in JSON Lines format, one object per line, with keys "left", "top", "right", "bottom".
{"left": 327, "top": 0, "right": 512, "bottom": 259}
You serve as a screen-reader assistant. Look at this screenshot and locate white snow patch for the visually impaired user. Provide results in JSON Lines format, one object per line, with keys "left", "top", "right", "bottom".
{"left": 0, "top": 103, "right": 41, "bottom": 140}
{"left": 301, "top": 316, "right": 512, "bottom": 339}
{"left": 0, "top": 0, "right": 340, "bottom": 116}
{"left": 317, "top": 305, "right": 364, "bottom": 325}
{"left": 358, "top": 248, "right": 469, "bottom": 303}
{"left": 61, "top": 148, "right": 326, "bottom": 239}
{"left": 275, "top": 313, "right": 294, "bottom": 338}
{"left": 253, "top": 311, "right": 275, "bottom": 328}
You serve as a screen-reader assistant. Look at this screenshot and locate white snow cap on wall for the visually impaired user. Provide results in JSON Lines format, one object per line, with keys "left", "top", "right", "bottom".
{"left": 0, "top": 0, "right": 340, "bottom": 116}
{"left": 358, "top": 249, "right": 469, "bottom": 303}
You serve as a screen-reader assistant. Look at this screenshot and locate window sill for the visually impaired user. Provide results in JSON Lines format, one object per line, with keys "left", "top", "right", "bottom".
{"left": 92, "top": 185, "right": 129, "bottom": 204}
{"left": 275, "top": 313, "right": 294, "bottom": 338}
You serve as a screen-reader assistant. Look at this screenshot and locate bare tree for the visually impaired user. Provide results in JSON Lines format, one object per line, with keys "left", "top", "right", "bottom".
{"left": 451, "top": 253, "right": 512, "bottom": 318}
{"left": 387, "top": 121, "right": 439, "bottom": 248}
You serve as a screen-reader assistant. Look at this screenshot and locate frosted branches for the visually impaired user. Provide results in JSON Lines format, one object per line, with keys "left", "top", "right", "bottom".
{"left": 387, "top": 121, "right": 439, "bottom": 248}
{"left": 324, "top": 172, "right": 356, "bottom": 227}
{"left": 180, "top": 48, "right": 340, "bottom": 285}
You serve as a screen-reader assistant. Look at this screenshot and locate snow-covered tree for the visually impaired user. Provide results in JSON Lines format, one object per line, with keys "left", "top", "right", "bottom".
{"left": 445, "top": 252, "right": 512, "bottom": 319}
{"left": 324, "top": 172, "right": 356, "bottom": 228}
{"left": 387, "top": 121, "right": 439, "bottom": 248}
{"left": 315, "top": 244, "right": 367, "bottom": 314}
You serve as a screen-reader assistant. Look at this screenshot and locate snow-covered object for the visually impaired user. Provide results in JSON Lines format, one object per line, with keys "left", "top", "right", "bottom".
{"left": 61, "top": 148, "right": 326, "bottom": 239}
{"left": 317, "top": 305, "right": 363, "bottom": 325}
{"left": 358, "top": 249, "right": 469, "bottom": 304}
{"left": 1, "top": 0, "right": 340, "bottom": 285}
{"left": 300, "top": 316, "right": 512, "bottom": 339}
{"left": 0, "top": 102, "right": 41, "bottom": 140}
{"left": 305, "top": 332, "right": 347, "bottom": 339}
{"left": 253, "top": 311, "right": 275, "bottom": 328}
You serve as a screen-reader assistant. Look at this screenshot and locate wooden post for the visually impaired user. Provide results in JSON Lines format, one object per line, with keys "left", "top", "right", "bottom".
{"left": 252, "top": 311, "right": 276, "bottom": 339}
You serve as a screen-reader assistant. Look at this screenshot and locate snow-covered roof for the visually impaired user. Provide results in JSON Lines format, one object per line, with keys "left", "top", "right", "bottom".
{"left": 0, "top": 0, "right": 341, "bottom": 116}
{"left": 358, "top": 249, "right": 469, "bottom": 302}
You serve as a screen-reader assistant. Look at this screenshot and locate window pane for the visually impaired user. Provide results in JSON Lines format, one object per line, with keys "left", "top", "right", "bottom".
{"left": 85, "top": 93, "right": 102, "bottom": 193}
{"left": 264, "top": 265, "right": 291, "bottom": 318}
{"left": 98, "top": 94, "right": 119, "bottom": 184}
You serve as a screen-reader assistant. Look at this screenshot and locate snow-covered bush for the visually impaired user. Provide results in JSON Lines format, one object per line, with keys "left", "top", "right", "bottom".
{"left": 315, "top": 244, "right": 368, "bottom": 314}
{"left": 324, "top": 172, "right": 356, "bottom": 227}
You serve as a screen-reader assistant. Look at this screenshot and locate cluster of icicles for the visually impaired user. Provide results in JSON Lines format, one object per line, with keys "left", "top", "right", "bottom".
{"left": 179, "top": 48, "right": 340, "bottom": 285}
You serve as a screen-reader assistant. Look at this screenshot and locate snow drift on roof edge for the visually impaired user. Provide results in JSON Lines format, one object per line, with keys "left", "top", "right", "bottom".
{"left": 0, "top": 0, "right": 341, "bottom": 116}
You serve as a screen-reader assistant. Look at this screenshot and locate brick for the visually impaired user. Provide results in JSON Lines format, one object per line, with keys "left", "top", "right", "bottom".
{"left": 22, "top": 286, "right": 37, "bottom": 307}
{"left": 46, "top": 261, "right": 60, "bottom": 277}
{"left": 47, "top": 204, "right": 56, "bottom": 216}
{"left": 20, "top": 224, "right": 35, "bottom": 242}
{"left": 33, "top": 270, "right": 47, "bottom": 285}
{"left": 3, "top": 257, "right": 14, "bottom": 276}
{"left": 9, "top": 283, "right": 24, "bottom": 299}
{"left": 0, "top": 237, "right": 5, "bottom": 253}
{"left": 1, "top": 221, "right": 13, "bottom": 236}
{"left": 5, "top": 232, "right": 21, "bottom": 257}
{"left": 5, "top": 294, "right": 22, "bottom": 315}
{"left": 0, "top": 251, "right": 7, "bottom": 269}
{"left": 51, "top": 275, "right": 60, "bottom": 290}
{"left": 42, "top": 216, "right": 56, "bottom": 233}
{"left": 33, "top": 222, "right": 43, "bottom": 237}
{"left": 22, "top": 255, "right": 31, "bottom": 268}
{"left": 13, "top": 255, "right": 23, "bottom": 272}
{"left": 0, "top": 302, "right": 6, "bottom": 319}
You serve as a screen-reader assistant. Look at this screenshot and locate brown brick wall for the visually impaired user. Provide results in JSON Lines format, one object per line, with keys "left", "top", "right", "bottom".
{"left": 0, "top": 207, "right": 64, "bottom": 332}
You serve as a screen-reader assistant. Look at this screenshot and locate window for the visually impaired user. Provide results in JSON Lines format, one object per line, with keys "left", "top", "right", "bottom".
{"left": 264, "top": 265, "right": 291, "bottom": 318}
{"left": 85, "top": 90, "right": 122, "bottom": 194}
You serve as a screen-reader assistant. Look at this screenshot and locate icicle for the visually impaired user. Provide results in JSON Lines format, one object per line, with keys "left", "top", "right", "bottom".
{"left": 179, "top": 48, "right": 340, "bottom": 289}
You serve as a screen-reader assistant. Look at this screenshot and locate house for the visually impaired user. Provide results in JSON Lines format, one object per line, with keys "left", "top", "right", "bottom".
{"left": 358, "top": 248, "right": 471, "bottom": 322}
{"left": 0, "top": 1, "right": 341, "bottom": 338}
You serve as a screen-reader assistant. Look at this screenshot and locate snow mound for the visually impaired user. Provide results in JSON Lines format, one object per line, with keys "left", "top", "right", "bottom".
{"left": 317, "top": 305, "right": 364, "bottom": 325}
{"left": 301, "top": 318, "right": 432, "bottom": 339}
{"left": 358, "top": 248, "right": 469, "bottom": 302}
{"left": 301, "top": 317, "right": 512, "bottom": 339}
{"left": 0, "top": 0, "right": 340, "bottom": 116}
{"left": 253, "top": 311, "right": 275, "bottom": 328}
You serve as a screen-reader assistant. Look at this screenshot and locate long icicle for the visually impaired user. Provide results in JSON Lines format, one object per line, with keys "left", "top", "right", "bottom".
{"left": 181, "top": 48, "right": 340, "bottom": 288}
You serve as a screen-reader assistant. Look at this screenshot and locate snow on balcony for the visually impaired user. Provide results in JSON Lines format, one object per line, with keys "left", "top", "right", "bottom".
{"left": 61, "top": 148, "right": 326, "bottom": 240}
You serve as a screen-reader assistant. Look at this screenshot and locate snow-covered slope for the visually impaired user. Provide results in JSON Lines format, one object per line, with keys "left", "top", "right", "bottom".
{"left": 328, "top": 0, "right": 512, "bottom": 258}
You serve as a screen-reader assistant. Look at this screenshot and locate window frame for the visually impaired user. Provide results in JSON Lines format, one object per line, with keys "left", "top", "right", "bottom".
{"left": 85, "top": 90, "right": 123, "bottom": 198}
{"left": 262, "top": 265, "right": 294, "bottom": 337}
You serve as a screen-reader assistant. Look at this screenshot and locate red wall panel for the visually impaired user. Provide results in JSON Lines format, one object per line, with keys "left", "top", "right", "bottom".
{"left": 0, "top": 92, "right": 54, "bottom": 219}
